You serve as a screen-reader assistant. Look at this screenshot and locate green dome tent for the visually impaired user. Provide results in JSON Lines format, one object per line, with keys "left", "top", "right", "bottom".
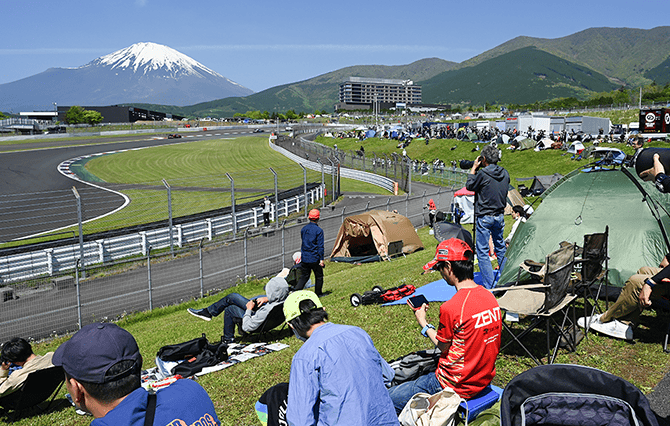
{"left": 499, "top": 168, "right": 670, "bottom": 288}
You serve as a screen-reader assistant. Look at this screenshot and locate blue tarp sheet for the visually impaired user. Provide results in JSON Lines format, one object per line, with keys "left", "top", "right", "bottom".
{"left": 382, "top": 273, "right": 485, "bottom": 306}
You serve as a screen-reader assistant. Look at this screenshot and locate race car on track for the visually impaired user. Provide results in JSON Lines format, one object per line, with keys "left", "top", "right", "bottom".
{"left": 167, "top": 134, "right": 183, "bottom": 139}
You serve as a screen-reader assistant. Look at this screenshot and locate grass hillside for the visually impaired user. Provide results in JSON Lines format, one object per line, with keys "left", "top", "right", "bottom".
{"left": 461, "top": 26, "right": 670, "bottom": 87}
{"left": 21, "top": 226, "right": 670, "bottom": 426}
{"left": 421, "top": 47, "right": 617, "bottom": 106}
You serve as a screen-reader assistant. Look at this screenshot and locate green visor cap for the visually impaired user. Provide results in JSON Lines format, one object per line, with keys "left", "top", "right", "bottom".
{"left": 283, "top": 290, "right": 323, "bottom": 323}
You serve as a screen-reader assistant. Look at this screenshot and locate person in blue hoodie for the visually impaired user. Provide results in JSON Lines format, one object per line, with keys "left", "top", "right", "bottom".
{"left": 466, "top": 145, "right": 510, "bottom": 289}
{"left": 187, "top": 276, "right": 289, "bottom": 343}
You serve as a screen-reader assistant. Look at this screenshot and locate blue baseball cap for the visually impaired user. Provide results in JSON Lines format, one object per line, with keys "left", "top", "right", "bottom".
{"left": 53, "top": 323, "right": 142, "bottom": 384}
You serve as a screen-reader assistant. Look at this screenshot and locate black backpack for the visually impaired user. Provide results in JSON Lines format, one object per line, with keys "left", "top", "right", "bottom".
{"left": 157, "top": 334, "right": 228, "bottom": 377}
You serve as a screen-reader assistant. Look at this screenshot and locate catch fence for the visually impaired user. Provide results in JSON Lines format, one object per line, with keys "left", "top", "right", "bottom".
{"left": 0, "top": 185, "right": 456, "bottom": 343}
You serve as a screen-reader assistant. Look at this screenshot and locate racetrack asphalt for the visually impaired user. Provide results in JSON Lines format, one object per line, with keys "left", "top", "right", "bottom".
{"left": 0, "top": 130, "right": 254, "bottom": 241}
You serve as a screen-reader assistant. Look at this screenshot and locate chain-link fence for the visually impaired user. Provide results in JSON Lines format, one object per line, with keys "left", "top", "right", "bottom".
{"left": 0, "top": 185, "right": 456, "bottom": 343}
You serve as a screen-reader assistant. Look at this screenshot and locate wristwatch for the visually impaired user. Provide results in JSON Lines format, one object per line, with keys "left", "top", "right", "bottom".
{"left": 644, "top": 278, "right": 656, "bottom": 289}
{"left": 421, "top": 324, "right": 435, "bottom": 337}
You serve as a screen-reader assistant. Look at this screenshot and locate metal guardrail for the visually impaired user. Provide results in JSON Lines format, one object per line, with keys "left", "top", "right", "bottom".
{"left": 0, "top": 188, "right": 322, "bottom": 284}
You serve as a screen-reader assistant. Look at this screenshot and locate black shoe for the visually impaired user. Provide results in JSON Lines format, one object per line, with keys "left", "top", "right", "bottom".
{"left": 187, "top": 308, "right": 212, "bottom": 321}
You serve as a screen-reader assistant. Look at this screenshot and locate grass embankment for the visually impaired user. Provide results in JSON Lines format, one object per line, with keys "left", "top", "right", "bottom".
{"left": 19, "top": 227, "right": 670, "bottom": 426}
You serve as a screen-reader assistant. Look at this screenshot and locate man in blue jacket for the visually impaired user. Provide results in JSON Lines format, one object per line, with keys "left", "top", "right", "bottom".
{"left": 466, "top": 145, "right": 510, "bottom": 289}
{"left": 294, "top": 209, "right": 325, "bottom": 295}
{"left": 53, "top": 323, "right": 220, "bottom": 425}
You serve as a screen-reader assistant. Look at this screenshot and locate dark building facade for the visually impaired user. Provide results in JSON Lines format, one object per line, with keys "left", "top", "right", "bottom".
{"left": 57, "top": 105, "right": 184, "bottom": 123}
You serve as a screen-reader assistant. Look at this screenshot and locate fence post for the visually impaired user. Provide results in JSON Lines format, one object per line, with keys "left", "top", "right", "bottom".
{"left": 226, "top": 173, "right": 237, "bottom": 236}
{"left": 387, "top": 198, "right": 391, "bottom": 211}
{"left": 199, "top": 239, "right": 205, "bottom": 299}
{"left": 46, "top": 248, "right": 53, "bottom": 276}
{"left": 71, "top": 187, "right": 86, "bottom": 278}
{"left": 422, "top": 190, "right": 427, "bottom": 226}
{"left": 341, "top": 207, "right": 346, "bottom": 225}
{"left": 281, "top": 220, "right": 286, "bottom": 269}
{"left": 300, "top": 163, "right": 307, "bottom": 218}
{"left": 75, "top": 259, "right": 82, "bottom": 329}
{"left": 405, "top": 193, "right": 409, "bottom": 218}
{"left": 318, "top": 159, "right": 325, "bottom": 208}
{"left": 162, "top": 179, "right": 174, "bottom": 257}
{"left": 328, "top": 158, "right": 336, "bottom": 204}
{"left": 244, "top": 228, "right": 249, "bottom": 283}
{"left": 147, "top": 246, "right": 153, "bottom": 311}
{"left": 270, "top": 168, "right": 278, "bottom": 229}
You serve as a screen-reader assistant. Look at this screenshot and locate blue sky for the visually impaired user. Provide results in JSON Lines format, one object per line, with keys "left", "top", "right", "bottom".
{"left": 2, "top": 0, "right": 669, "bottom": 92}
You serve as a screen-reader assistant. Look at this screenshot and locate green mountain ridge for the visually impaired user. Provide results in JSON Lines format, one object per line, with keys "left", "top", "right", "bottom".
{"left": 422, "top": 47, "right": 618, "bottom": 105}
{"left": 129, "top": 26, "right": 670, "bottom": 117}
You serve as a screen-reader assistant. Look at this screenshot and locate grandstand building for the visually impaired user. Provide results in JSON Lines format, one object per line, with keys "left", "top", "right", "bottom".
{"left": 336, "top": 77, "right": 422, "bottom": 111}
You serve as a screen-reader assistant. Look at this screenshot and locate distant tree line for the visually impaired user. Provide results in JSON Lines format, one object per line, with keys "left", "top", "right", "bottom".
{"left": 65, "top": 106, "right": 104, "bottom": 125}
{"left": 490, "top": 82, "right": 670, "bottom": 113}
{"left": 233, "top": 109, "right": 330, "bottom": 121}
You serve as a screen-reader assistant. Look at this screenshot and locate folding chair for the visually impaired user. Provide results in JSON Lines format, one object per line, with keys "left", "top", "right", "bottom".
{"left": 492, "top": 243, "right": 579, "bottom": 365}
{"left": 574, "top": 226, "right": 609, "bottom": 333}
{"left": 0, "top": 366, "right": 65, "bottom": 420}
{"left": 236, "top": 303, "right": 287, "bottom": 342}
{"left": 500, "top": 364, "right": 660, "bottom": 426}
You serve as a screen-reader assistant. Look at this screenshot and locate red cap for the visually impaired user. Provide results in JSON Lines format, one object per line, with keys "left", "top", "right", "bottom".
{"left": 423, "top": 238, "right": 473, "bottom": 271}
{"left": 308, "top": 209, "right": 320, "bottom": 220}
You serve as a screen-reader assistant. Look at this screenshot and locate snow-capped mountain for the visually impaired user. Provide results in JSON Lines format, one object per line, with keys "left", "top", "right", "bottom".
{"left": 0, "top": 42, "right": 254, "bottom": 112}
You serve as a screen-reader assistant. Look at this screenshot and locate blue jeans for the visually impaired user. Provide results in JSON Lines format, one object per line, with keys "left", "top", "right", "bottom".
{"left": 476, "top": 214, "right": 507, "bottom": 289}
{"left": 206, "top": 293, "right": 250, "bottom": 340}
{"left": 387, "top": 372, "right": 442, "bottom": 415}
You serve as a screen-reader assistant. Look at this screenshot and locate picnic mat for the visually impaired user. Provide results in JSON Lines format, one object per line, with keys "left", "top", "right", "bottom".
{"left": 381, "top": 272, "right": 486, "bottom": 306}
{"left": 142, "top": 342, "right": 289, "bottom": 390}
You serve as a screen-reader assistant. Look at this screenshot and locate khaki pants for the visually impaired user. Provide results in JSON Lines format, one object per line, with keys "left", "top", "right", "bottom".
{"left": 601, "top": 266, "right": 670, "bottom": 325}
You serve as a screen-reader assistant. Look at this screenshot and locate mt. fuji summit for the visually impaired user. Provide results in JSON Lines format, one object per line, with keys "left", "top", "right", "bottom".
{"left": 0, "top": 42, "right": 253, "bottom": 112}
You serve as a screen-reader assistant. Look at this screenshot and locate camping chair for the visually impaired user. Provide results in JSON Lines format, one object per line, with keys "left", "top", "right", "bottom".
{"left": 574, "top": 226, "right": 609, "bottom": 334}
{"left": 492, "top": 243, "right": 579, "bottom": 365}
{"left": 0, "top": 366, "right": 65, "bottom": 420}
{"left": 500, "top": 364, "right": 660, "bottom": 426}
{"left": 235, "top": 303, "right": 286, "bottom": 342}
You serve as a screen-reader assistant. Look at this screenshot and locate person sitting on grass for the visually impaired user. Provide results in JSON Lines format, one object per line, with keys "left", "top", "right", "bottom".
{"left": 387, "top": 238, "right": 502, "bottom": 414}
{"left": 0, "top": 338, "right": 54, "bottom": 398}
{"left": 187, "top": 276, "right": 289, "bottom": 343}
{"left": 578, "top": 253, "right": 670, "bottom": 341}
{"left": 284, "top": 290, "right": 398, "bottom": 426}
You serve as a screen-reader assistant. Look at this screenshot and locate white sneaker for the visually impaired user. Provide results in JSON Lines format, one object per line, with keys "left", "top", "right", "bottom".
{"left": 505, "top": 312, "right": 520, "bottom": 322}
{"left": 578, "top": 314, "right": 633, "bottom": 340}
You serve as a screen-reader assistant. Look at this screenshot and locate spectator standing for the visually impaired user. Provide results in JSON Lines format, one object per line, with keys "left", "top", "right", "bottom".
{"left": 294, "top": 209, "right": 325, "bottom": 296}
{"left": 466, "top": 145, "right": 510, "bottom": 289}
{"left": 53, "top": 323, "right": 220, "bottom": 425}
{"left": 262, "top": 196, "right": 271, "bottom": 227}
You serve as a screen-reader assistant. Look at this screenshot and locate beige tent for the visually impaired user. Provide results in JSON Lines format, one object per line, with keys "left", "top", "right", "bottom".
{"left": 505, "top": 186, "right": 525, "bottom": 215}
{"left": 330, "top": 210, "right": 424, "bottom": 261}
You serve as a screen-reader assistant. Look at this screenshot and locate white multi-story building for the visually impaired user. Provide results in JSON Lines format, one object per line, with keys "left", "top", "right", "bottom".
{"left": 337, "top": 77, "right": 422, "bottom": 110}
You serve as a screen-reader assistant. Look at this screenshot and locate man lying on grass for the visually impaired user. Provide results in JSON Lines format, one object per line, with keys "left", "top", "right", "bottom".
{"left": 387, "top": 238, "right": 502, "bottom": 414}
